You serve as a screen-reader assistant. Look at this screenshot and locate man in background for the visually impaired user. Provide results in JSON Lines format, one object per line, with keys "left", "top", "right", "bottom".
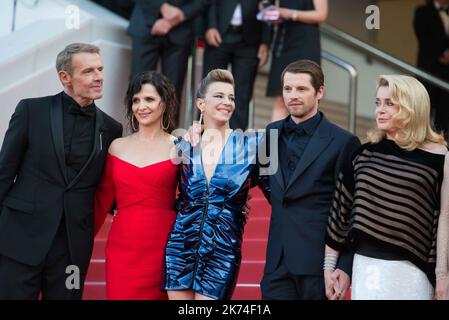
{"left": 414, "top": 0, "right": 449, "bottom": 136}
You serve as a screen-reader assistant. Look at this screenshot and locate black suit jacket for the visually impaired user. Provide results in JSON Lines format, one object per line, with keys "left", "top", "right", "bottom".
{"left": 206, "top": 0, "right": 271, "bottom": 45}
{"left": 127, "top": 0, "right": 208, "bottom": 46}
{"left": 0, "top": 92, "right": 122, "bottom": 272}
{"left": 264, "top": 114, "right": 360, "bottom": 276}
{"left": 414, "top": 3, "right": 449, "bottom": 79}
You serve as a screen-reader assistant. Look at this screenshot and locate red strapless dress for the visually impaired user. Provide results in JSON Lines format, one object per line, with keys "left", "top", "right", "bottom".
{"left": 94, "top": 154, "right": 178, "bottom": 300}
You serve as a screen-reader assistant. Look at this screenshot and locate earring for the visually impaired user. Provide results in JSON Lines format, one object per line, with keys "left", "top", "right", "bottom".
{"left": 161, "top": 116, "right": 169, "bottom": 131}
{"left": 131, "top": 115, "right": 138, "bottom": 131}
{"left": 199, "top": 112, "right": 203, "bottom": 124}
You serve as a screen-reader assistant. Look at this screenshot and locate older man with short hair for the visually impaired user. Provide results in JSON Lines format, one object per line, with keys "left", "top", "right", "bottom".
{"left": 0, "top": 43, "right": 122, "bottom": 300}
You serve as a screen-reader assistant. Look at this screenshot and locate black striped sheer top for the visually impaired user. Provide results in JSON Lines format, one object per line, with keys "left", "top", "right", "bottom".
{"left": 325, "top": 139, "right": 445, "bottom": 285}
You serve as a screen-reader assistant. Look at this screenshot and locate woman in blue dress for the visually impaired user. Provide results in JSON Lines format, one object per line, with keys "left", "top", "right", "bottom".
{"left": 164, "top": 69, "right": 271, "bottom": 300}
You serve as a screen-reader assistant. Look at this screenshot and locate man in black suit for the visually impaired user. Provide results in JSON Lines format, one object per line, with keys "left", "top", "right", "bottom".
{"left": 414, "top": 0, "right": 449, "bottom": 135}
{"left": 260, "top": 60, "right": 360, "bottom": 300}
{"left": 202, "top": 0, "right": 271, "bottom": 130}
{"left": 0, "top": 43, "right": 123, "bottom": 299}
{"left": 128, "top": 0, "right": 208, "bottom": 124}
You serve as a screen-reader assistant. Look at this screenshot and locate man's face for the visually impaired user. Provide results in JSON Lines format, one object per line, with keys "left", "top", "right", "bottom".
{"left": 60, "top": 52, "right": 104, "bottom": 106}
{"left": 282, "top": 72, "right": 324, "bottom": 122}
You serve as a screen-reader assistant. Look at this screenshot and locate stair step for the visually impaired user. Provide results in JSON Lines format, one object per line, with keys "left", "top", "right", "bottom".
{"left": 241, "top": 239, "right": 267, "bottom": 261}
{"left": 243, "top": 217, "right": 270, "bottom": 239}
{"left": 231, "top": 285, "right": 261, "bottom": 300}
{"left": 83, "top": 282, "right": 107, "bottom": 300}
{"left": 85, "top": 260, "right": 105, "bottom": 282}
{"left": 91, "top": 239, "right": 107, "bottom": 260}
{"left": 247, "top": 198, "right": 271, "bottom": 219}
{"left": 236, "top": 260, "right": 265, "bottom": 284}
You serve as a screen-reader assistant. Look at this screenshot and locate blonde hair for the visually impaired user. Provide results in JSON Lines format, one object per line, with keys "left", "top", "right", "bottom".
{"left": 367, "top": 75, "right": 446, "bottom": 150}
{"left": 196, "top": 69, "right": 235, "bottom": 99}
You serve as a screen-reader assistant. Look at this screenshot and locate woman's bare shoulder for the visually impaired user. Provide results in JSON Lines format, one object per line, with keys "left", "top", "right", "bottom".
{"left": 108, "top": 135, "right": 133, "bottom": 156}
{"left": 421, "top": 142, "right": 448, "bottom": 155}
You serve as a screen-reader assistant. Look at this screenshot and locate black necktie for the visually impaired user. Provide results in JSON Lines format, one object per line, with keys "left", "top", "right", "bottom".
{"left": 283, "top": 120, "right": 305, "bottom": 136}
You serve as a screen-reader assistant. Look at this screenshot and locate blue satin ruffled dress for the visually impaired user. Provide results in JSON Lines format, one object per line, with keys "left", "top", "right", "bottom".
{"left": 163, "top": 130, "right": 270, "bottom": 299}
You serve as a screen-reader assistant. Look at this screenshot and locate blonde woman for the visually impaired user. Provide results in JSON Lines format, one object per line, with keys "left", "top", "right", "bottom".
{"left": 323, "top": 75, "right": 449, "bottom": 300}
{"left": 163, "top": 69, "right": 271, "bottom": 300}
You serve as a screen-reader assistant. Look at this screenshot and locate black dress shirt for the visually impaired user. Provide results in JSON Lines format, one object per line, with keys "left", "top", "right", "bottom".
{"left": 279, "top": 112, "right": 322, "bottom": 185}
{"left": 62, "top": 92, "right": 96, "bottom": 183}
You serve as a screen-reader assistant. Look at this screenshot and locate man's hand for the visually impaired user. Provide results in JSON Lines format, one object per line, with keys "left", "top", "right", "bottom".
{"left": 151, "top": 18, "right": 172, "bottom": 36}
{"left": 435, "top": 274, "right": 449, "bottom": 300}
{"left": 258, "top": 43, "right": 269, "bottom": 69}
{"left": 205, "top": 28, "right": 222, "bottom": 47}
{"left": 160, "top": 3, "right": 184, "bottom": 27}
{"left": 324, "top": 269, "right": 337, "bottom": 300}
{"left": 331, "top": 269, "right": 350, "bottom": 300}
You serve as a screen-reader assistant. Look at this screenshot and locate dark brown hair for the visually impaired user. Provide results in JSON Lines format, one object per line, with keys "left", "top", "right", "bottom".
{"left": 281, "top": 59, "right": 324, "bottom": 94}
{"left": 125, "top": 71, "right": 177, "bottom": 133}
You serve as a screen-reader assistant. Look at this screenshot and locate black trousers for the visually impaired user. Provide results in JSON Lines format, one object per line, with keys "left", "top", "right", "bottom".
{"left": 131, "top": 35, "right": 191, "bottom": 125}
{"left": 260, "top": 253, "right": 326, "bottom": 300}
{"left": 0, "top": 218, "right": 86, "bottom": 300}
{"left": 203, "top": 32, "right": 260, "bottom": 130}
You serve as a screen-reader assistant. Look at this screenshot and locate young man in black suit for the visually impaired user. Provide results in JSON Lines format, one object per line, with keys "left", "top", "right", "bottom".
{"left": 260, "top": 60, "right": 360, "bottom": 300}
{"left": 202, "top": 0, "right": 271, "bottom": 130}
{"left": 0, "top": 43, "right": 123, "bottom": 299}
{"left": 414, "top": 0, "right": 449, "bottom": 135}
{"left": 127, "top": 0, "right": 209, "bottom": 124}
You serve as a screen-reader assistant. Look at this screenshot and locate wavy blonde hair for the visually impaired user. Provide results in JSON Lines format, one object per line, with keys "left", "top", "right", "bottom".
{"left": 367, "top": 75, "right": 446, "bottom": 150}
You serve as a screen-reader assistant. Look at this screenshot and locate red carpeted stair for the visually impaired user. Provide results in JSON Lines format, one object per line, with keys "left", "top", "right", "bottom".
{"left": 83, "top": 188, "right": 271, "bottom": 300}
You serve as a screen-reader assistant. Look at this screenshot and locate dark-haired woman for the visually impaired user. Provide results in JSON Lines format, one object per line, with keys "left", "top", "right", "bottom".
{"left": 94, "top": 71, "right": 179, "bottom": 299}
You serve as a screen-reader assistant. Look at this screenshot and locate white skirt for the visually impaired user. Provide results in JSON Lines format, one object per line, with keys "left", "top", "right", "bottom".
{"left": 351, "top": 254, "right": 434, "bottom": 300}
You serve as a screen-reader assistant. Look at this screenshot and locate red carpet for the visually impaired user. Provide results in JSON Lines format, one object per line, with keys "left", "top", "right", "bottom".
{"left": 83, "top": 188, "right": 271, "bottom": 300}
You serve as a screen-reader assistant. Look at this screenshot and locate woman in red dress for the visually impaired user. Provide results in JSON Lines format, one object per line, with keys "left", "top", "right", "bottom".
{"left": 94, "top": 71, "right": 179, "bottom": 299}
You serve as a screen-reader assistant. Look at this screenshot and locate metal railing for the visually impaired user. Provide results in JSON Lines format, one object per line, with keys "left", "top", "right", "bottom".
{"left": 183, "top": 42, "right": 199, "bottom": 129}
{"left": 321, "top": 51, "right": 358, "bottom": 133}
{"left": 11, "top": 0, "right": 41, "bottom": 32}
{"left": 11, "top": 0, "right": 18, "bottom": 32}
{"left": 321, "top": 23, "right": 449, "bottom": 93}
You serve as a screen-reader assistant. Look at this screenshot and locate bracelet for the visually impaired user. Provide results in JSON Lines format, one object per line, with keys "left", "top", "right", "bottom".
{"left": 291, "top": 10, "right": 299, "bottom": 21}
{"left": 323, "top": 253, "right": 338, "bottom": 271}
